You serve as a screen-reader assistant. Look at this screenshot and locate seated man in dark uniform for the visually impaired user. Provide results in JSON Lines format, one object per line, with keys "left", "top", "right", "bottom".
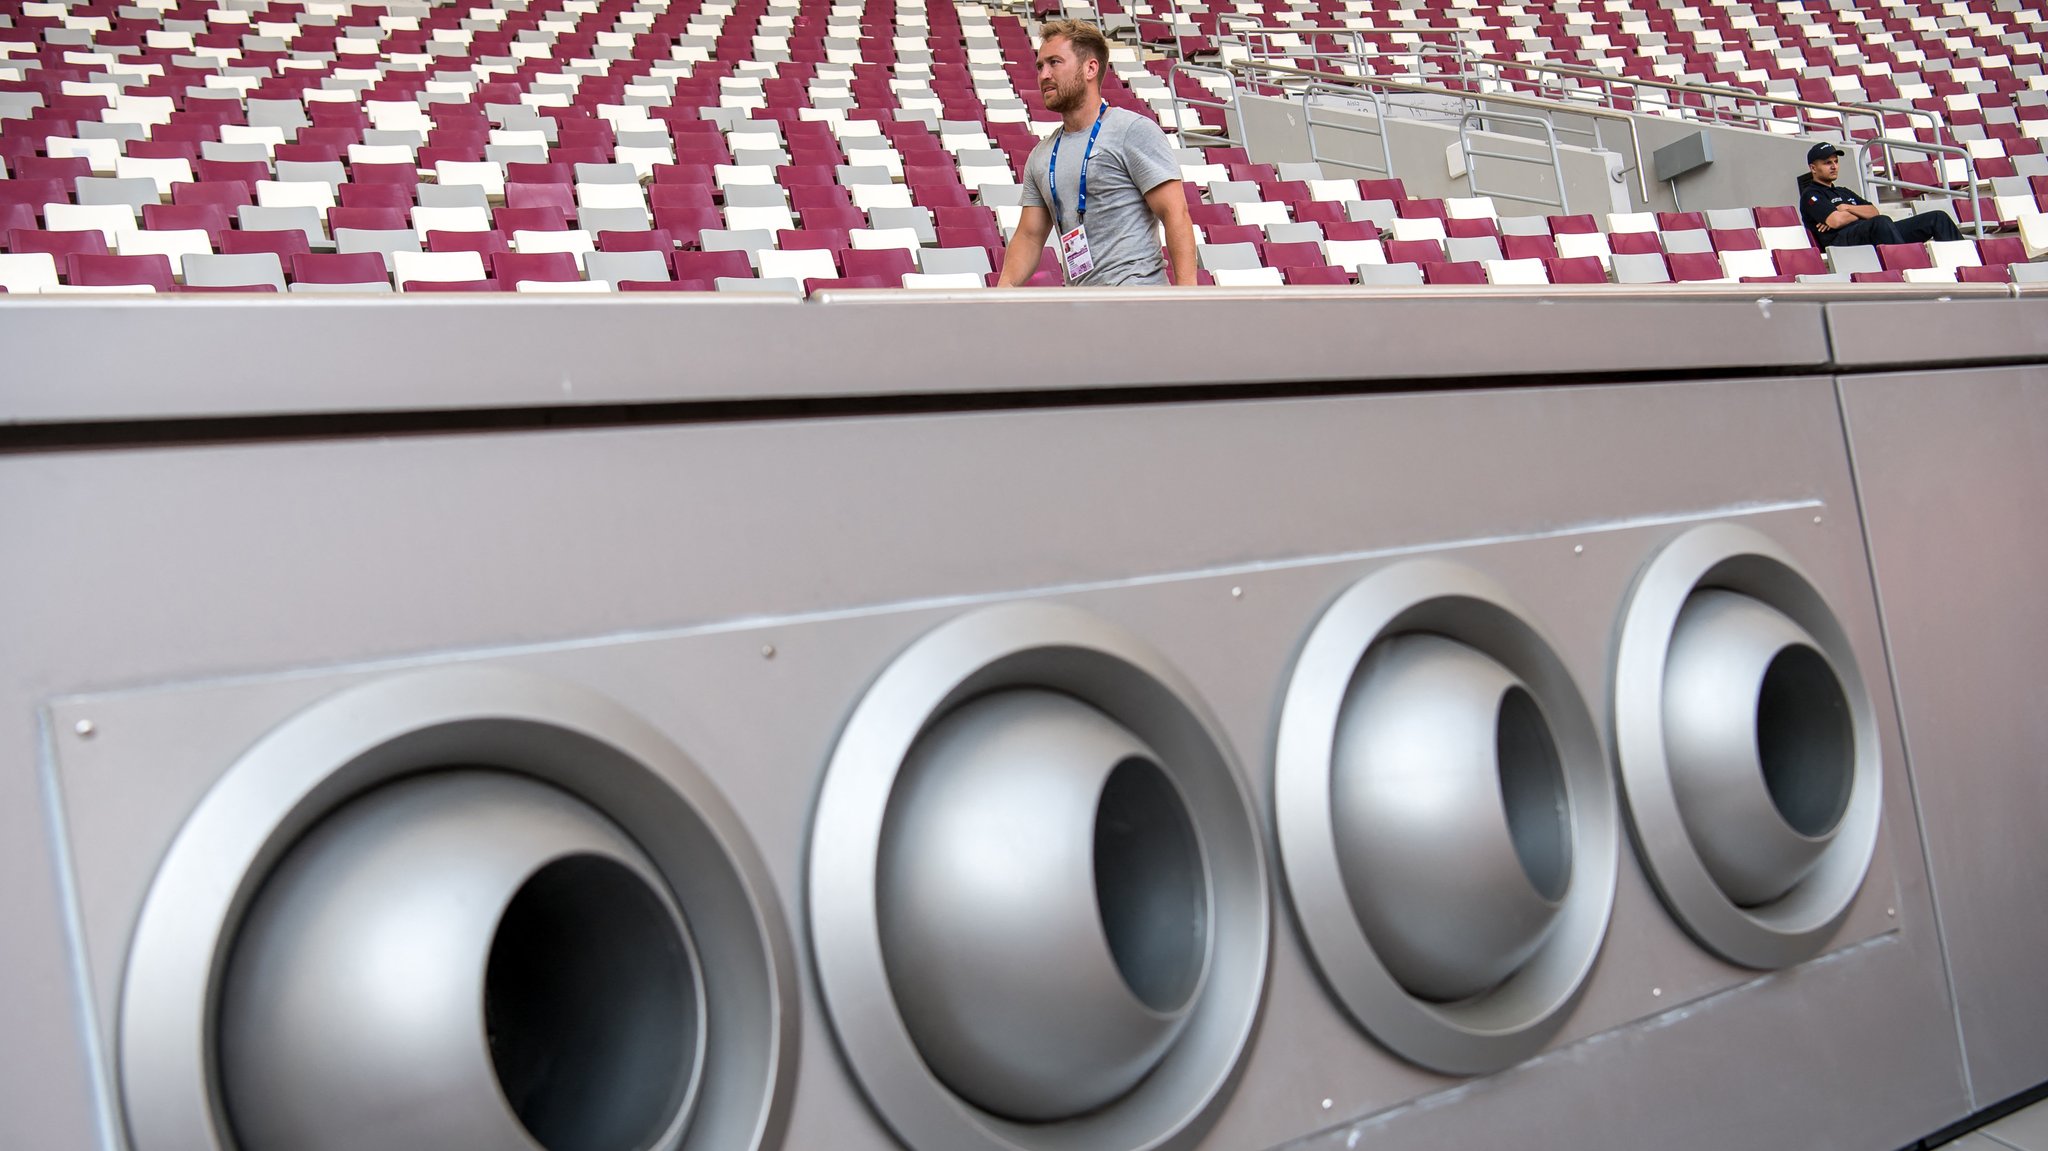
{"left": 1799, "top": 142, "right": 1963, "bottom": 248}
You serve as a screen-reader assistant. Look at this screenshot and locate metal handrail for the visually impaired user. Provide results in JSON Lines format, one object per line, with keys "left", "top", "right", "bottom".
{"left": 1230, "top": 59, "right": 1651, "bottom": 204}
{"left": 1159, "top": 0, "right": 1196, "bottom": 62}
{"left": 1434, "top": 51, "right": 1953, "bottom": 156}
{"left": 1215, "top": 23, "right": 1466, "bottom": 84}
{"left": 1862, "top": 137, "right": 1990, "bottom": 238}
{"left": 1458, "top": 108, "right": 1571, "bottom": 214}
{"left": 1193, "top": 23, "right": 1956, "bottom": 162}
{"left": 1216, "top": 16, "right": 1371, "bottom": 73}
{"left": 1170, "top": 20, "right": 1975, "bottom": 223}
{"left": 1217, "top": 31, "right": 1581, "bottom": 157}
{"left": 1169, "top": 60, "right": 1244, "bottom": 150}
{"left": 1225, "top": 54, "right": 1633, "bottom": 194}
{"left": 1299, "top": 80, "right": 1395, "bottom": 182}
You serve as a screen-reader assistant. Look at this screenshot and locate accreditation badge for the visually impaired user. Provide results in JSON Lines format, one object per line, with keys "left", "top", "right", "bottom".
{"left": 1058, "top": 224, "right": 1094, "bottom": 281}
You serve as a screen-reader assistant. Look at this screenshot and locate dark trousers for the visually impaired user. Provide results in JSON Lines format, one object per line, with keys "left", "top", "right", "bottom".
{"left": 1823, "top": 209, "right": 1964, "bottom": 248}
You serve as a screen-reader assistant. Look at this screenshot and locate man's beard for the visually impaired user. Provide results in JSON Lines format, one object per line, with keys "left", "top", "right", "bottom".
{"left": 1042, "top": 75, "right": 1085, "bottom": 113}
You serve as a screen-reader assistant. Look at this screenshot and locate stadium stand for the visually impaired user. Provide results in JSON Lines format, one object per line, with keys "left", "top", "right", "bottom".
{"left": 0, "top": 0, "right": 2042, "bottom": 294}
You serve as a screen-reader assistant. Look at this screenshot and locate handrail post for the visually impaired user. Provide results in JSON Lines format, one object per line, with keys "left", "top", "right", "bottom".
{"left": 1456, "top": 107, "right": 1569, "bottom": 215}
{"left": 1547, "top": 118, "right": 1570, "bottom": 215}
{"left": 1861, "top": 134, "right": 1990, "bottom": 240}
{"left": 1375, "top": 88, "right": 1392, "bottom": 178}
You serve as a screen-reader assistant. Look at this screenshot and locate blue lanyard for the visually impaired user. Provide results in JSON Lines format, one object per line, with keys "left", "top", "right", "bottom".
{"left": 1048, "top": 101, "right": 1108, "bottom": 229}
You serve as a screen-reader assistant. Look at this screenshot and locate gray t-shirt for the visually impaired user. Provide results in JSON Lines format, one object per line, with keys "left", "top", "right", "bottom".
{"left": 1021, "top": 106, "right": 1181, "bottom": 286}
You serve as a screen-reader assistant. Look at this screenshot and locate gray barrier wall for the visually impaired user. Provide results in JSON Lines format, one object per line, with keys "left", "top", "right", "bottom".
{"left": 1, "top": 293, "right": 2042, "bottom": 1151}
{"left": 1626, "top": 110, "right": 1846, "bottom": 213}
{"left": 1479, "top": 100, "right": 1850, "bottom": 214}
{"left": 1827, "top": 300, "right": 2048, "bottom": 1110}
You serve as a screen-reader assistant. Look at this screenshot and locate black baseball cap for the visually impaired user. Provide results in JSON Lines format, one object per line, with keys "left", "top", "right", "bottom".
{"left": 1807, "top": 142, "right": 1846, "bottom": 163}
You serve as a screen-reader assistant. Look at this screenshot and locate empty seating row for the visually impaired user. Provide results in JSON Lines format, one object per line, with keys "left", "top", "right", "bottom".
{"left": 1191, "top": 230, "right": 2048, "bottom": 285}
{"left": 0, "top": 233, "right": 1000, "bottom": 291}
{"left": 4, "top": 0, "right": 2048, "bottom": 300}
{"left": 10, "top": 207, "right": 2040, "bottom": 292}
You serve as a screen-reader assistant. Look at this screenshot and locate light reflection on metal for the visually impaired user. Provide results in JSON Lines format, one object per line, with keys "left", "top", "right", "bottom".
{"left": 1613, "top": 523, "right": 1882, "bottom": 968}
{"left": 1333, "top": 635, "right": 1570, "bottom": 1003}
{"left": 1275, "top": 560, "right": 1618, "bottom": 1075}
{"left": 1664, "top": 590, "right": 1854, "bottom": 907}
{"left": 877, "top": 689, "right": 1208, "bottom": 1121}
{"left": 809, "top": 602, "right": 1269, "bottom": 1151}
{"left": 219, "top": 770, "right": 703, "bottom": 1151}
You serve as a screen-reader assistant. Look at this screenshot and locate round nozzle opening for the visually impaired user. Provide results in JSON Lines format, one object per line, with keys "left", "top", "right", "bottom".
{"left": 1094, "top": 756, "right": 1209, "bottom": 1016}
{"left": 1755, "top": 645, "right": 1855, "bottom": 840}
{"left": 487, "top": 854, "right": 696, "bottom": 1151}
{"left": 1496, "top": 686, "right": 1573, "bottom": 905}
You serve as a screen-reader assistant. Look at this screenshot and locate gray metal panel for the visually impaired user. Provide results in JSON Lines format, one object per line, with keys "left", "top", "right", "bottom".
{"left": 0, "top": 379, "right": 1881, "bottom": 692}
{"left": 0, "top": 716, "right": 104, "bottom": 1151}
{"left": 1826, "top": 299, "right": 2048, "bottom": 369}
{"left": 2, "top": 373, "right": 1967, "bottom": 1151}
{"left": 1651, "top": 130, "right": 1714, "bottom": 183}
{"left": 1985, "top": 1097, "right": 2048, "bottom": 1151}
{"left": 0, "top": 296, "right": 1829, "bottom": 424}
{"left": 1837, "top": 365, "right": 2048, "bottom": 1108}
{"left": 1946, "top": 1135, "right": 2018, "bottom": 1151}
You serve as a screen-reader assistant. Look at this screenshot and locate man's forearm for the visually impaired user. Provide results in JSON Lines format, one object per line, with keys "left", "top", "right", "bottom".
{"left": 1143, "top": 181, "right": 1199, "bottom": 286}
{"left": 996, "top": 232, "right": 1046, "bottom": 287}
{"left": 1164, "top": 221, "right": 1197, "bottom": 285}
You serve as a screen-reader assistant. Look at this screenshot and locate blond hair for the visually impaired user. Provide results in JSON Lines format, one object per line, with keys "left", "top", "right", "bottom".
{"left": 1038, "top": 18, "right": 1110, "bottom": 73}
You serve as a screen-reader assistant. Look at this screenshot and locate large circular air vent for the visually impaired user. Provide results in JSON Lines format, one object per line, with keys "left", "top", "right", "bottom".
{"left": 118, "top": 668, "right": 797, "bottom": 1151}
{"left": 1613, "top": 522, "right": 1882, "bottom": 968}
{"left": 218, "top": 772, "right": 703, "bottom": 1151}
{"left": 810, "top": 602, "right": 1268, "bottom": 1151}
{"left": 1275, "top": 560, "right": 1619, "bottom": 1076}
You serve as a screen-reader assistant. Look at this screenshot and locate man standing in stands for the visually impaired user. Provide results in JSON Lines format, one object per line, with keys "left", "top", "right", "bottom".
{"left": 997, "top": 19, "right": 1198, "bottom": 287}
{"left": 1800, "top": 142, "right": 1962, "bottom": 249}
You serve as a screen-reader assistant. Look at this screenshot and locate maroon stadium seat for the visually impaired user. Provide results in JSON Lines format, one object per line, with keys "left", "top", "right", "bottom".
{"left": 1772, "top": 248, "right": 1827, "bottom": 277}
{"left": 291, "top": 253, "right": 393, "bottom": 286}
{"left": 1668, "top": 251, "right": 1725, "bottom": 282}
{"left": 843, "top": 247, "right": 917, "bottom": 281}
{"left": 67, "top": 253, "right": 175, "bottom": 290}
{"left": 10, "top": 228, "right": 110, "bottom": 260}
{"left": 1422, "top": 260, "right": 1486, "bottom": 285}
{"left": 1544, "top": 256, "right": 1608, "bottom": 284}
{"left": 673, "top": 250, "right": 754, "bottom": 280}
{"left": 1282, "top": 265, "right": 1352, "bottom": 286}
{"left": 1877, "top": 243, "right": 1933, "bottom": 271}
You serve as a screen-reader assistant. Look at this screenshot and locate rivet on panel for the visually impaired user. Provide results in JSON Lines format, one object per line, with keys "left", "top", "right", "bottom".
{"left": 1652, "top": 987, "right": 1663, "bottom": 998}
{"left": 74, "top": 719, "right": 95, "bottom": 738}
{"left": 1321, "top": 1099, "right": 1333, "bottom": 1110}
{"left": 1573, "top": 544, "right": 1584, "bottom": 555}
{"left": 761, "top": 644, "right": 777, "bottom": 660}
{"left": 1887, "top": 907, "right": 1896, "bottom": 917}
{"left": 1231, "top": 586, "right": 1243, "bottom": 599}
{"left": 1813, "top": 516, "right": 1823, "bottom": 525}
